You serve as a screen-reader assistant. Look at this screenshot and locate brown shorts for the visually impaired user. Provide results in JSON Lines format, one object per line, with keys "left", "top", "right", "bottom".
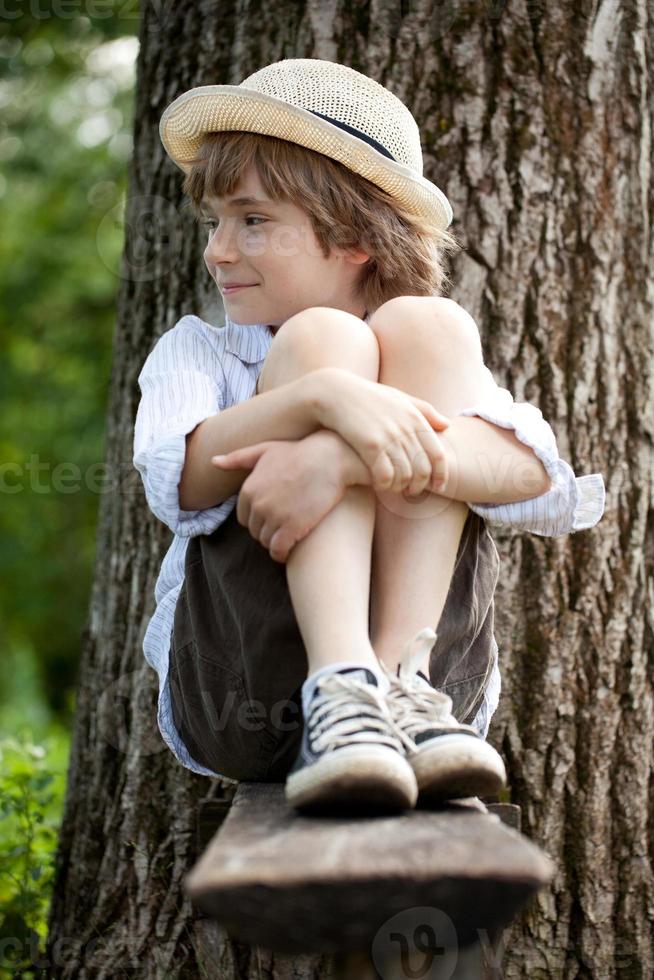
{"left": 168, "top": 505, "right": 500, "bottom": 782}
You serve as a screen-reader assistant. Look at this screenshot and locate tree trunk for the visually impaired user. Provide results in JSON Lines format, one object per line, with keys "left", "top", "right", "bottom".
{"left": 47, "top": 1, "right": 653, "bottom": 977}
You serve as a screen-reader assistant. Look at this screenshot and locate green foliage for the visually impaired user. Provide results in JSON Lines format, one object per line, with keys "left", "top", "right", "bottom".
{"left": 0, "top": 8, "right": 137, "bottom": 720}
{"left": 0, "top": 8, "right": 138, "bottom": 974}
{"left": 0, "top": 726, "right": 70, "bottom": 979}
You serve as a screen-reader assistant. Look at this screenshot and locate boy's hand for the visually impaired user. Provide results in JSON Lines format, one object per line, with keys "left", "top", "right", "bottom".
{"left": 312, "top": 367, "right": 451, "bottom": 496}
{"left": 211, "top": 432, "right": 347, "bottom": 563}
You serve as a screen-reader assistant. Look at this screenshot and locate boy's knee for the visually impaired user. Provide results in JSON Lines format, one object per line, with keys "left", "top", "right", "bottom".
{"left": 260, "top": 307, "right": 379, "bottom": 390}
{"left": 278, "top": 306, "right": 375, "bottom": 349}
{"left": 370, "top": 296, "right": 483, "bottom": 365}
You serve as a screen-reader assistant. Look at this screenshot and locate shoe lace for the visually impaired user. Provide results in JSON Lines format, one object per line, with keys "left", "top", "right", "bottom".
{"left": 380, "top": 628, "right": 478, "bottom": 742}
{"left": 308, "top": 673, "right": 416, "bottom": 755}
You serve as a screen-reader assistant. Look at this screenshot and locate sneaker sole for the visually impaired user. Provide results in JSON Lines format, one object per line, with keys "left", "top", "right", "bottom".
{"left": 285, "top": 744, "right": 418, "bottom": 815}
{"left": 410, "top": 734, "right": 507, "bottom": 802}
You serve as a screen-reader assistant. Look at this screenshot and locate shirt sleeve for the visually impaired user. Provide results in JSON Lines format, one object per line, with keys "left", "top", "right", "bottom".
{"left": 132, "top": 316, "right": 237, "bottom": 537}
{"left": 456, "top": 365, "right": 606, "bottom": 537}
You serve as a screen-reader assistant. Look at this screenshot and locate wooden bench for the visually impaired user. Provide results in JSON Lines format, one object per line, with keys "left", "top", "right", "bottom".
{"left": 184, "top": 784, "right": 553, "bottom": 978}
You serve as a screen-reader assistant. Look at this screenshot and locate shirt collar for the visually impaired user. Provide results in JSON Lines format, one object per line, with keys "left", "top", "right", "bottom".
{"left": 223, "top": 316, "right": 274, "bottom": 364}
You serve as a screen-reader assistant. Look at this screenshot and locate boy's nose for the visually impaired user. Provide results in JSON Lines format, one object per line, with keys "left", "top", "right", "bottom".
{"left": 203, "top": 217, "right": 241, "bottom": 264}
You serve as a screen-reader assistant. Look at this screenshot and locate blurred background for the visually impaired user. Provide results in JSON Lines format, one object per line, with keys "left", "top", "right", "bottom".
{"left": 1, "top": 3, "right": 138, "bottom": 956}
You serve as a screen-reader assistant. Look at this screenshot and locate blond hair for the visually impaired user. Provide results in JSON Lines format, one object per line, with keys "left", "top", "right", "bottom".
{"left": 182, "top": 131, "right": 462, "bottom": 313}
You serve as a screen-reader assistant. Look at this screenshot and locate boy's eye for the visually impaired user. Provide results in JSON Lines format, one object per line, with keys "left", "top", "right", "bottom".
{"left": 201, "top": 216, "right": 266, "bottom": 230}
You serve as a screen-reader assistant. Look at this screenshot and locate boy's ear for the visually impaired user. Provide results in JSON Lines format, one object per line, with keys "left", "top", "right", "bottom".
{"left": 345, "top": 246, "right": 370, "bottom": 266}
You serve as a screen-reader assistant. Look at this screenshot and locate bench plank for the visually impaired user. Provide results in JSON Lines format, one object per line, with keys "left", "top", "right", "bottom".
{"left": 184, "top": 783, "right": 553, "bottom": 955}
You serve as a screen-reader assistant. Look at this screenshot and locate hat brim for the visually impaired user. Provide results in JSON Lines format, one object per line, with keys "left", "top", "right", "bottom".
{"left": 159, "top": 85, "right": 453, "bottom": 230}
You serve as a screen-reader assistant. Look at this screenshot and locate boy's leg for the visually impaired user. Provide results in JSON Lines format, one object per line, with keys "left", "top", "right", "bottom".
{"left": 256, "top": 307, "right": 381, "bottom": 675}
{"left": 366, "top": 297, "right": 492, "bottom": 678}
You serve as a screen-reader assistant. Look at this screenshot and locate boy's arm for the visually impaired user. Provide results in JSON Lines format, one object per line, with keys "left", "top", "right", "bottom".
{"left": 179, "top": 372, "right": 323, "bottom": 510}
{"left": 333, "top": 387, "right": 604, "bottom": 537}
{"left": 329, "top": 415, "right": 551, "bottom": 503}
{"left": 191, "top": 383, "right": 549, "bottom": 505}
{"left": 428, "top": 416, "right": 553, "bottom": 503}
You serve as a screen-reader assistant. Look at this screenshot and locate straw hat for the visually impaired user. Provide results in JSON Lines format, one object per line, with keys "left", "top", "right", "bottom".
{"left": 159, "top": 58, "right": 453, "bottom": 231}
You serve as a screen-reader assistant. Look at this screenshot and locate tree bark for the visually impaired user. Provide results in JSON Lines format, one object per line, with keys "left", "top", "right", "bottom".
{"left": 47, "top": 0, "right": 653, "bottom": 977}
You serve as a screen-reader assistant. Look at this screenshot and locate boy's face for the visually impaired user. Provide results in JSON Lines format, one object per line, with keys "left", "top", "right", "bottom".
{"left": 201, "top": 164, "right": 369, "bottom": 333}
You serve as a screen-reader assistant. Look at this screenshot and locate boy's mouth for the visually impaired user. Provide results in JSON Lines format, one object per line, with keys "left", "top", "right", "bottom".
{"left": 221, "top": 284, "right": 257, "bottom": 294}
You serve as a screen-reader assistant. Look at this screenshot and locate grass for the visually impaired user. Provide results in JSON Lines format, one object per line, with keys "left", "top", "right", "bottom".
{"left": 0, "top": 649, "right": 72, "bottom": 979}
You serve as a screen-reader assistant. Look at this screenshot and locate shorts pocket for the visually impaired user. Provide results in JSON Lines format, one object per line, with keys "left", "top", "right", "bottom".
{"left": 169, "top": 639, "right": 274, "bottom": 782}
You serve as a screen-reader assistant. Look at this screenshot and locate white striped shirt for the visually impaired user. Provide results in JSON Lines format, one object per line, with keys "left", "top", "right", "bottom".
{"left": 133, "top": 313, "right": 606, "bottom": 778}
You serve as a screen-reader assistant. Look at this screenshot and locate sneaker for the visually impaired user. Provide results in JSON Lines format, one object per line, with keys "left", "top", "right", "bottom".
{"left": 380, "top": 628, "right": 507, "bottom": 803}
{"left": 284, "top": 666, "right": 419, "bottom": 815}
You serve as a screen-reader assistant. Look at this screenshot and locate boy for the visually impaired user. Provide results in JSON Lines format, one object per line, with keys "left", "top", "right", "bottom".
{"left": 134, "top": 59, "right": 605, "bottom": 814}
